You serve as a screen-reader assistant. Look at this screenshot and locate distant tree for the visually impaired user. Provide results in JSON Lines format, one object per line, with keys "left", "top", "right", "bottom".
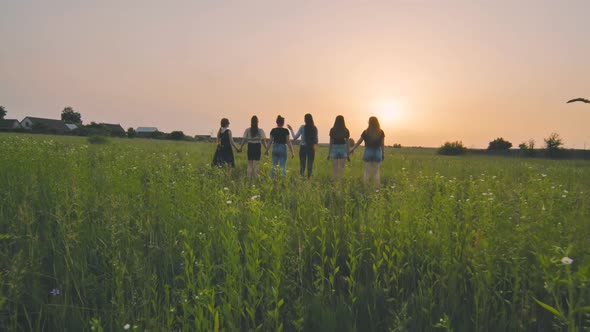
{"left": 0, "top": 105, "right": 6, "bottom": 119}
{"left": 487, "top": 137, "right": 512, "bottom": 151}
{"left": 437, "top": 141, "right": 467, "bottom": 155}
{"left": 127, "top": 127, "right": 136, "bottom": 138}
{"left": 61, "top": 107, "right": 82, "bottom": 124}
{"left": 544, "top": 132, "right": 564, "bottom": 158}
{"left": 393, "top": 143, "right": 402, "bottom": 148}
{"left": 150, "top": 130, "right": 165, "bottom": 139}
{"left": 518, "top": 139, "right": 536, "bottom": 157}
{"left": 169, "top": 131, "right": 185, "bottom": 140}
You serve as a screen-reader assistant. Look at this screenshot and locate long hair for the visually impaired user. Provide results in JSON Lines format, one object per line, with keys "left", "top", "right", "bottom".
{"left": 331, "top": 115, "right": 348, "bottom": 139}
{"left": 365, "top": 116, "right": 382, "bottom": 142}
{"left": 218, "top": 118, "right": 229, "bottom": 139}
{"left": 250, "top": 115, "right": 259, "bottom": 137}
{"left": 303, "top": 113, "right": 317, "bottom": 145}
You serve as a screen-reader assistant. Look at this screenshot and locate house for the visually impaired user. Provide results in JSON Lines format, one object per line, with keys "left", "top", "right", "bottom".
{"left": 136, "top": 127, "right": 158, "bottom": 134}
{"left": 194, "top": 134, "right": 213, "bottom": 142}
{"left": 65, "top": 123, "right": 79, "bottom": 131}
{"left": 136, "top": 127, "right": 159, "bottom": 138}
{"left": 100, "top": 123, "right": 126, "bottom": 136}
{"left": 20, "top": 117, "right": 71, "bottom": 134}
{"left": 0, "top": 119, "right": 21, "bottom": 130}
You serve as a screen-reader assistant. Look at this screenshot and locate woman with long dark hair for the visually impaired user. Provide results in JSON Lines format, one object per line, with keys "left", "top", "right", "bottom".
{"left": 212, "top": 118, "right": 240, "bottom": 168}
{"left": 266, "top": 115, "right": 294, "bottom": 178}
{"left": 328, "top": 115, "right": 350, "bottom": 180}
{"left": 349, "top": 116, "right": 385, "bottom": 185}
{"left": 239, "top": 115, "right": 267, "bottom": 177}
{"left": 287, "top": 113, "right": 318, "bottom": 178}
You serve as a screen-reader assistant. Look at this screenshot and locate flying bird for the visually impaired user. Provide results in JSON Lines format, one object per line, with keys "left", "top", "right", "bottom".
{"left": 566, "top": 98, "right": 589, "bottom": 104}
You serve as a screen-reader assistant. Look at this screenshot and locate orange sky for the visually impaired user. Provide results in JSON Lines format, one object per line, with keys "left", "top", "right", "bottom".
{"left": 1, "top": 1, "right": 589, "bottom": 148}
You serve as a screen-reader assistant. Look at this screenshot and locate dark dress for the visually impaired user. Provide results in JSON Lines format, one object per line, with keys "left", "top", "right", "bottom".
{"left": 213, "top": 129, "right": 235, "bottom": 167}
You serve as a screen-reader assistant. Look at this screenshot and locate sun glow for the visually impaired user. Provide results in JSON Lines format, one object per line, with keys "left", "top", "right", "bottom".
{"left": 371, "top": 99, "right": 406, "bottom": 126}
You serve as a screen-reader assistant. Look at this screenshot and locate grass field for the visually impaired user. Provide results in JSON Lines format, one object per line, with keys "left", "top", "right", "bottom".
{"left": 1, "top": 133, "right": 589, "bottom": 331}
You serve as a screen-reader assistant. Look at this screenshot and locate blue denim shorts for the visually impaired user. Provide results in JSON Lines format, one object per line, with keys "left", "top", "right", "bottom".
{"left": 330, "top": 144, "right": 348, "bottom": 159}
{"left": 363, "top": 147, "right": 383, "bottom": 162}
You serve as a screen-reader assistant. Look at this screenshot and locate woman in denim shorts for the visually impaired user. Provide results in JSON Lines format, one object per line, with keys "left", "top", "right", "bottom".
{"left": 328, "top": 115, "right": 350, "bottom": 180}
{"left": 349, "top": 116, "right": 385, "bottom": 185}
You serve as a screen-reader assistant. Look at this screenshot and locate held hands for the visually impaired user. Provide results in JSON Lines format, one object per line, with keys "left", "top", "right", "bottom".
{"left": 287, "top": 124, "right": 293, "bottom": 131}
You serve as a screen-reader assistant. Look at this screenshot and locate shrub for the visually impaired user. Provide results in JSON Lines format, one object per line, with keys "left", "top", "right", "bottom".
{"left": 87, "top": 135, "right": 109, "bottom": 144}
{"left": 169, "top": 131, "right": 185, "bottom": 140}
{"left": 487, "top": 137, "right": 512, "bottom": 151}
{"left": 437, "top": 141, "right": 467, "bottom": 155}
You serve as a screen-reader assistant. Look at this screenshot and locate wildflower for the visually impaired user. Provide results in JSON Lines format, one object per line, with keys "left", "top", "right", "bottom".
{"left": 226, "top": 200, "right": 232, "bottom": 204}
{"left": 541, "top": 174, "right": 547, "bottom": 177}
{"left": 561, "top": 257, "right": 573, "bottom": 265}
{"left": 50, "top": 288, "right": 60, "bottom": 296}
{"left": 250, "top": 195, "right": 260, "bottom": 200}
{"left": 224, "top": 187, "right": 229, "bottom": 191}
{"left": 124, "top": 323, "right": 131, "bottom": 330}
{"left": 428, "top": 230, "right": 433, "bottom": 235}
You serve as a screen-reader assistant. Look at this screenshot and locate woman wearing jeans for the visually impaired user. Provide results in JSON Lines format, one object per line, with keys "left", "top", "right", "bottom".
{"left": 266, "top": 115, "right": 294, "bottom": 178}
{"left": 287, "top": 113, "right": 318, "bottom": 178}
{"left": 349, "top": 116, "right": 385, "bottom": 185}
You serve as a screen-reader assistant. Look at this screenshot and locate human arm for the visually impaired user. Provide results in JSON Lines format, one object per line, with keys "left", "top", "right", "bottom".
{"left": 287, "top": 137, "right": 295, "bottom": 158}
{"left": 380, "top": 131, "right": 385, "bottom": 160}
{"left": 227, "top": 130, "right": 241, "bottom": 152}
{"left": 238, "top": 129, "right": 248, "bottom": 151}
{"left": 349, "top": 136, "right": 364, "bottom": 154}
{"left": 266, "top": 137, "right": 273, "bottom": 155}
{"left": 289, "top": 125, "right": 303, "bottom": 140}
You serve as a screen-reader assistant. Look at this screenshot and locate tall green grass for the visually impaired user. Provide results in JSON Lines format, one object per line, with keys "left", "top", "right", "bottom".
{"left": 1, "top": 133, "right": 589, "bottom": 331}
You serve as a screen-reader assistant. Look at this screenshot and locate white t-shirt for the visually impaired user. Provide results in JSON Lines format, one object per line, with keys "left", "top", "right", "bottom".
{"left": 243, "top": 127, "right": 266, "bottom": 144}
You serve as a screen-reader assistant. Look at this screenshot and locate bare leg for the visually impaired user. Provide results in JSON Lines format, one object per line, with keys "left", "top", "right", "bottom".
{"left": 332, "top": 159, "right": 339, "bottom": 179}
{"left": 373, "top": 162, "right": 381, "bottom": 186}
{"left": 337, "top": 159, "right": 345, "bottom": 180}
{"left": 246, "top": 160, "right": 253, "bottom": 177}
{"left": 364, "top": 162, "right": 371, "bottom": 184}
{"left": 253, "top": 160, "right": 260, "bottom": 177}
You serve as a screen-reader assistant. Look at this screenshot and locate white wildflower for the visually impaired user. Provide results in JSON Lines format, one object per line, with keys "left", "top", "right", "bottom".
{"left": 224, "top": 187, "right": 229, "bottom": 191}
{"left": 561, "top": 257, "right": 573, "bottom": 265}
{"left": 124, "top": 323, "right": 131, "bottom": 330}
{"left": 251, "top": 195, "right": 260, "bottom": 200}
{"left": 226, "top": 200, "right": 232, "bottom": 204}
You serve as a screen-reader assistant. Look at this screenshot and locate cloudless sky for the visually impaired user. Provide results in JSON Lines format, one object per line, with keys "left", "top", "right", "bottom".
{"left": 1, "top": 0, "right": 589, "bottom": 147}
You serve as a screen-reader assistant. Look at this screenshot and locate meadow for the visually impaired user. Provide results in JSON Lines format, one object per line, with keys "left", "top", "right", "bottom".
{"left": 0, "top": 132, "right": 589, "bottom": 331}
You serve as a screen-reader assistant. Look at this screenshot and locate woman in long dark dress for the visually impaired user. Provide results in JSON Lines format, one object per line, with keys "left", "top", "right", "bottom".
{"left": 213, "top": 118, "right": 240, "bottom": 167}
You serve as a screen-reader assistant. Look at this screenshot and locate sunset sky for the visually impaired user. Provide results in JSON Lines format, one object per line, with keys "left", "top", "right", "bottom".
{"left": 1, "top": 0, "right": 589, "bottom": 148}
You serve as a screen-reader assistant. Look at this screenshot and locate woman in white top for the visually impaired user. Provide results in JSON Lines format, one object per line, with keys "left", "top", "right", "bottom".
{"left": 239, "top": 115, "right": 267, "bottom": 177}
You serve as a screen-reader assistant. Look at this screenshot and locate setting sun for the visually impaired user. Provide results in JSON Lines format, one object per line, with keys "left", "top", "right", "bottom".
{"left": 371, "top": 99, "right": 406, "bottom": 126}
